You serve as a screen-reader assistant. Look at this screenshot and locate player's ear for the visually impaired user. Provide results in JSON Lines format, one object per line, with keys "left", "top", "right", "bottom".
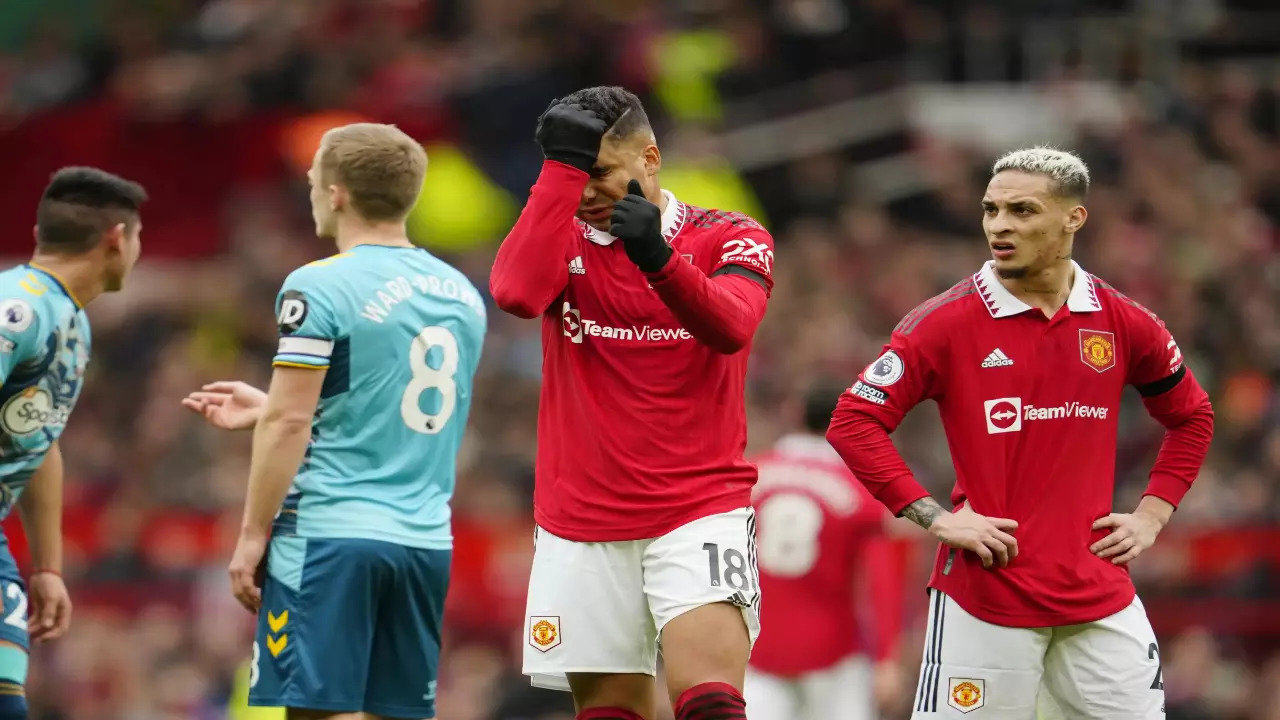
{"left": 1064, "top": 204, "right": 1087, "bottom": 234}
{"left": 102, "top": 222, "right": 126, "bottom": 255}
{"left": 643, "top": 143, "right": 661, "bottom": 179}
{"left": 328, "top": 184, "right": 347, "bottom": 212}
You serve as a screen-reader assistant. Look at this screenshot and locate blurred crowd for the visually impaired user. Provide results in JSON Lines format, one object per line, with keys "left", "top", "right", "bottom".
{"left": 0, "top": 0, "right": 1279, "bottom": 719}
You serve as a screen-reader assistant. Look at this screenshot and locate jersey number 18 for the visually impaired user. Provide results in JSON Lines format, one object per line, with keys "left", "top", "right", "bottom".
{"left": 400, "top": 325, "right": 460, "bottom": 435}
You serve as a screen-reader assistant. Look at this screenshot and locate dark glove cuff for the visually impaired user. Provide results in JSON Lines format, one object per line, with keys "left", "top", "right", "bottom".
{"left": 631, "top": 238, "right": 672, "bottom": 274}
{"left": 544, "top": 149, "right": 596, "bottom": 174}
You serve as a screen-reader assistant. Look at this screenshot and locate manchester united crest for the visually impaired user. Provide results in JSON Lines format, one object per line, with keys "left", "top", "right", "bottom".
{"left": 948, "top": 678, "right": 985, "bottom": 713}
{"left": 528, "top": 616, "right": 562, "bottom": 652}
{"left": 1079, "top": 330, "right": 1116, "bottom": 373}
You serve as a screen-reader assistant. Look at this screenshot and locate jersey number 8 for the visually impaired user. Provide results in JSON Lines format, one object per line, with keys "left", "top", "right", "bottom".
{"left": 401, "top": 326, "right": 460, "bottom": 435}
{"left": 756, "top": 493, "right": 825, "bottom": 577}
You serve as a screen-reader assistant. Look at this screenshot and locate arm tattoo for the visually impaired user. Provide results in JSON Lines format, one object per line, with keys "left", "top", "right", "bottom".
{"left": 900, "top": 497, "right": 945, "bottom": 530}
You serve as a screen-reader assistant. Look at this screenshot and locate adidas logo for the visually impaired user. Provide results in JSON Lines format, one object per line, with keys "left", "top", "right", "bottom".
{"left": 568, "top": 256, "right": 585, "bottom": 275}
{"left": 981, "top": 348, "right": 1014, "bottom": 368}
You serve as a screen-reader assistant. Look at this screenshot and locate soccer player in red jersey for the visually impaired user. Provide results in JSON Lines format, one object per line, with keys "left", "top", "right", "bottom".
{"left": 490, "top": 86, "right": 775, "bottom": 720}
{"left": 744, "top": 383, "right": 907, "bottom": 720}
{"left": 826, "top": 147, "right": 1214, "bottom": 719}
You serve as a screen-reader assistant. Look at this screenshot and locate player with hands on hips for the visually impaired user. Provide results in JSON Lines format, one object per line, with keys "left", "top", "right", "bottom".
{"left": 827, "top": 147, "right": 1213, "bottom": 720}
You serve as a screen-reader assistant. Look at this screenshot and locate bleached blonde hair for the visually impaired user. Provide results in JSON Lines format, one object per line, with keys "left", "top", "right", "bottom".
{"left": 992, "top": 146, "right": 1090, "bottom": 199}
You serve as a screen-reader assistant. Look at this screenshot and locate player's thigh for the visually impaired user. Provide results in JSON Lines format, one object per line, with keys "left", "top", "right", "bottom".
{"left": 249, "top": 537, "right": 391, "bottom": 712}
{"left": 646, "top": 507, "right": 760, "bottom": 700}
{"left": 801, "top": 655, "right": 875, "bottom": 720}
{"left": 911, "top": 590, "right": 1050, "bottom": 719}
{"left": 364, "top": 545, "right": 450, "bottom": 720}
{"left": 742, "top": 667, "right": 798, "bottom": 720}
{"left": 1039, "top": 595, "right": 1164, "bottom": 720}
{"left": 522, "top": 526, "right": 656, "bottom": 709}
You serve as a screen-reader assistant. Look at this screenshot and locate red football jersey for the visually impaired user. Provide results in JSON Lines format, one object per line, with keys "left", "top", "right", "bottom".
{"left": 833, "top": 261, "right": 1212, "bottom": 627}
{"left": 491, "top": 162, "right": 775, "bottom": 542}
{"left": 748, "top": 434, "right": 903, "bottom": 676}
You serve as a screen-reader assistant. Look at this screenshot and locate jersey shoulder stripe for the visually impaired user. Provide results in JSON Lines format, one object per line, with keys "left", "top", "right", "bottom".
{"left": 1094, "top": 278, "right": 1161, "bottom": 324}
{"left": 686, "top": 206, "right": 765, "bottom": 232}
{"left": 895, "top": 279, "right": 977, "bottom": 335}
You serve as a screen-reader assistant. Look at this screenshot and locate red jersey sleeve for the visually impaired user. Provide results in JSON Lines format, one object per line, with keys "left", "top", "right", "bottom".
{"left": 709, "top": 220, "right": 775, "bottom": 294}
{"left": 489, "top": 161, "right": 586, "bottom": 318}
{"left": 1122, "top": 301, "right": 1214, "bottom": 507}
{"left": 827, "top": 323, "right": 945, "bottom": 514}
{"left": 647, "top": 217, "right": 774, "bottom": 354}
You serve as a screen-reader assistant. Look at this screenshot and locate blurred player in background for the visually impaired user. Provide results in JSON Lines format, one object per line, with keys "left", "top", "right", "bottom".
{"left": 827, "top": 147, "right": 1214, "bottom": 719}
{"left": 744, "top": 382, "right": 905, "bottom": 720}
{"left": 183, "top": 123, "right": 486, "bottom": 720}
{"left": 490, "top": 86, "right": 775, "bottom": 720}
{"left": 0, "top": 167, "right": 146, "bottom": 719}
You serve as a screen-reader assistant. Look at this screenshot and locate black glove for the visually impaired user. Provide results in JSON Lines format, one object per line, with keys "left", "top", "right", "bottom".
{"left": 534, "top": 100, "right": 607, "bottom": 174}
{"left": 610, "top": 179, "right": 672, "bottom": 273}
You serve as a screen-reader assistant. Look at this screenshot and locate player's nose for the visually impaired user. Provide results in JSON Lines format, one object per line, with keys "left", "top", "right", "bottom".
{"left": 987, "top": 211, "right": 1013, "bottom": 234}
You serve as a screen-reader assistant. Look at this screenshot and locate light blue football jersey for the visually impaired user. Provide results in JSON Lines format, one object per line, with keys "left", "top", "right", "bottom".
{"left": 0, "top": 264, "right": 90, "bottom": 520}
{"left": 271, "top": 244, "right": 486, "bottom": 550}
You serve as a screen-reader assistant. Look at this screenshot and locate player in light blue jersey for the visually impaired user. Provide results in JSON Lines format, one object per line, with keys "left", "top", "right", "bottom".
{"left": 183, "top": 124, "right": 485, "bottom": 720}
{"left": 0, "top": 167, "right": 146, "bottom": 719}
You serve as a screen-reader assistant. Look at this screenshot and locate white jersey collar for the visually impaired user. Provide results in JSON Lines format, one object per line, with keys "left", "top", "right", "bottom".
{"left": 584, "top": 189, "right": 687, "bottom": 246}
{"left": 774, "top": 433, "right": 842, "bottom": 463}
{"left": 973, "top": 260, "right": 1102, "bottom": 318}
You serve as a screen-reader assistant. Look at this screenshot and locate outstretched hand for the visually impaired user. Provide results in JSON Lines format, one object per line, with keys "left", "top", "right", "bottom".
{"left": 610, "top": 179, "right": 671, "bottom": 273}
{"left": 182, "top": 380, "right": 267, "bottom": 431}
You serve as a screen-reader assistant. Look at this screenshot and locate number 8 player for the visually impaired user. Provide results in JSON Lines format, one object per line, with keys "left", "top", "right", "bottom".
{"left": 827, "top": 147, "right": 1214, "bottom": 719}
{"left": 183, "top": 124, "right": 486, "bottom": 720}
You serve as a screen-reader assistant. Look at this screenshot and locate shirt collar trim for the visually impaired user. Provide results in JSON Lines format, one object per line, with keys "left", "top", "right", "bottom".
{"left": 972, "top": 260, "right": 1102, "bottom": 318}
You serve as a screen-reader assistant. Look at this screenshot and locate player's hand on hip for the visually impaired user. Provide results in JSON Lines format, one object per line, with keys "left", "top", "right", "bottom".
{"left": 534, "top": 100, "right": 608, "bottom": 174}
{"left": 229, "top": 533, "right": 268, "bottom": 613}
{"left": 611, "top": 179, "right": 672, "bottom": 273}
{"left": 27, "top": 571, "right": 71, "bottom": 642}
{"left": 1090, "top": 511, "right": 1162, "bottom": 565}
{"left": 930, "top": 504, "right": 1019, "bottom": 569}
{"left": 181, "top": 380, "right": 266, "bottom": 431}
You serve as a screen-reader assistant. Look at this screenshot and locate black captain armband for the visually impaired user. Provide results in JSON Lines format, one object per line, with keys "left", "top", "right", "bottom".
{"left": 711, "top": 264, "right": 768, "bottom": 289}
{"left": 1136, "top": 364, "right": 1186, "bottom": 398}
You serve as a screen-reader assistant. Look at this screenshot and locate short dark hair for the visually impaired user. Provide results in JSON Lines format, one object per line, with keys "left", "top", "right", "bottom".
{"left": 802, "top": 382, "right": 847, "bottom": 434}
{"left": 560, "top": 86, "right": 651, "bottom": 140}
{"left": 36, "top": 167, "right": 148, "bottom": 252}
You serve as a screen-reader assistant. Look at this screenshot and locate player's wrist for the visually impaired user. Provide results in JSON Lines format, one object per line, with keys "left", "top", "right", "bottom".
{"left": 238, "top": 524, "right": 271, "bottom": 543}
{"left": 630, "top": 237, "right": 672, "bottom": 274}
{"left": 1133, "top": 495, "right": 1174, "bottom": 527}
{"left": 543, "top": 150, "right": 596, "bottom": 174}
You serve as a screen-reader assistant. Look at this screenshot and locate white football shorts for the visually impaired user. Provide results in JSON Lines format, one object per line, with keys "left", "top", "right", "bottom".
{"left": 744, "top": 654, "right": 874, "bottom": 720}
{"left": 522, "top": 507, "right": 763, "bottom": 692}
{"left": 912, "top": 589, "right": 1165, "bottom": 719}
